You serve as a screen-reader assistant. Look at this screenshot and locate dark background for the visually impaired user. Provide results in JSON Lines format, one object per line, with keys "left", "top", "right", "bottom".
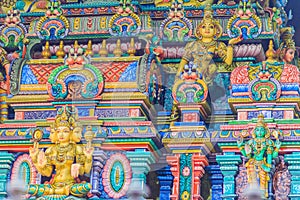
{"left": 286, "top": 0, "right": 300, "bottom": 46}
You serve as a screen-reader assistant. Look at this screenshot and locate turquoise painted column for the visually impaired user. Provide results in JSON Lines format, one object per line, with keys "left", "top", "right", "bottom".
{"left": 126, "top": 149, "right": 155, "bottom": 200}
{"left": 285, "top": 152, "right": 300, "bottom": 200}
{"left": 216, "top": 152, "right": 241, "bottom": 200}
{"left": 0, "top": 151, "right": 14, "bottom": 198}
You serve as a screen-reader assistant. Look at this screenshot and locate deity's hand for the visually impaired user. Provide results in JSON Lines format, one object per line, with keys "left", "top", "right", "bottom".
{"left": 228, "top": 35, "right": 243, "bottom": 45}
{"left": 237, "top": 137, "right": 244, "bottom": 148}
{"left": 275, "top": 140, "right": 281, "bottom": 149}
{"left": 29, "top": 147, "right": 39, "bottom": 162}
{"left": 83, "top": 147, "right": 94, "bottom": 158}
{"left": 71, "top": 163, "right": 81, "bottom": 178}
{"left": 37, "top": 150, "right": 47, "bottom": 167}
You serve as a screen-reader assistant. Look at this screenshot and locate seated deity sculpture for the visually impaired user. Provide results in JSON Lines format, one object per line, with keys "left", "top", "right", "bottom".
{"left": 28, "top": 106, "right": 94, "bottom": 199}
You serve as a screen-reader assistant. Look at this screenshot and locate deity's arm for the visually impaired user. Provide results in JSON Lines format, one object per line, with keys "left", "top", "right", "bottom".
{"left": 237, "top": 137, "right": 247, "bottom": 157}
{"left": 176, "top": 42, "right": 194, "bottom": 78}
{"left": 33, "top": 148, "right": 53, "bottom": 177}
{"left": 217, "top": 42, "right": 234, "bottom": 66}
{"left": 176, "top": 58, "right": 189, "bottom": 78}
{"left": 272, "top": 140, "right": 281, "bottom": 158}
{"left": 76, "top": 145, "right": 93, "bottom": 174}
{"left": 264, "top": 146, "right": 274, "bottom": 170}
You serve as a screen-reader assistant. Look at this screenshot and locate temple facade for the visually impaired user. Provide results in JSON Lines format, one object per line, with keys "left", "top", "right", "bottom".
{"left": 0, "top": 0, "right": 298, "bottom": 199}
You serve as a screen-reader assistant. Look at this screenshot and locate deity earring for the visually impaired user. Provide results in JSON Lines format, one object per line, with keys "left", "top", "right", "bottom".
{"left": 213, "top": 35, "right": 217, "bottom": 40}
{"left": 198, "top": 35, "right": 203, "bottom": 40}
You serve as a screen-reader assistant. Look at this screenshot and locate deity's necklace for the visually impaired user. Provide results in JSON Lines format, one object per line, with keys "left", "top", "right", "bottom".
{"left": 198, "top": 40, "right": 217, "bottom": 50}
{"left": 56, "top": 143, "right": 72, "bottom": 163}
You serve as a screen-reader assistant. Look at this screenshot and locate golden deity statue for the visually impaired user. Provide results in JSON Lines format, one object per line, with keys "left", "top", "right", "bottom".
{"left": 170, "top": 4, "right": 242, "bottom": 121}
{"left": 28, "top": 106, "right": 94, "bottom": 198}
{"left": 176, "top": 4, "right": 242, "bottom": 84}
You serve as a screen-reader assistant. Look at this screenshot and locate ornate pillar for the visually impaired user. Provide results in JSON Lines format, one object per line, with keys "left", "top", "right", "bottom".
{"left": 89, "top": 149, "right": 107, "bottom": 198}
{"left": 192, "top": 153, "right": 208, "bottom": 200}
{"left": 157, "top": 166, "right": 173, "bottom": 200}
{"left": 0, "top": 151, "right": 14, "bottom": 198}
{"left": 285, "top": 152, "right": 300, "bottom": 200}
{"left": 167, "top": 153, "right": 208, "bottom": 200}
{"left": 0, "top": 88, "right": 8, "bottom": 121}
{"left": 166, "top": 154, "right": 180, "bottom": 200}
{"left": 126, "top": 149, "right": 155, "bottom": 200}
{"left": 207, "top": 165, "right": 223, "bottom": 200}
{"left": 216, "top": 152, "right": 241, "bottom": 200}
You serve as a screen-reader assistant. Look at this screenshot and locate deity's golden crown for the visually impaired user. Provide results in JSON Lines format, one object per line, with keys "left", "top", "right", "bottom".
{"left": 203, "top": 4, "right": 214, "bottom": 23}
{"left": 54, "top": 106, "right": 79, "bottom": 129}
{"left": 195, "top": 4, "right": 222, "bottom": 39}
{"left": 280, "top": 27, "right": 296, "bottom": 50}
{"left": 256, "top": 114, "right": 266, "bottom": 127}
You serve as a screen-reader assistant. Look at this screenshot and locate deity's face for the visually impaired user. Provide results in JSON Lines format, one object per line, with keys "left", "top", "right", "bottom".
{"left": 254, "top": 126, "right": 266, "bottom": 138}
{"left": 49, "top": 128, "right": 57, "bottom": 143}
{"left": 72, "top": 127, "right": 82, "bottom": 143}
{"left": 198, "top": 22, "right": 215, "bottom": 39}
{"left": 5, "top": 10, "right": 21, "bottom": 27}
{"left": 46, "top": 1, "right": 62, "bottom": 18}
{"left": 57, "top": 126, "right": 71, "bottom": 143}
{"left": 65, "top": 48, "right": 85, "bottom": 69}
{"left": 168, "top": 2, "right": 184, "bottom": 20}
{"left": 118, "top": 0, "right": 134, "bottom": 15}
{"left": 283, "top": 48, "right": 295, "bottom": 63}
{"left": 237, "top": 1, "right": 254, "bottom": 19}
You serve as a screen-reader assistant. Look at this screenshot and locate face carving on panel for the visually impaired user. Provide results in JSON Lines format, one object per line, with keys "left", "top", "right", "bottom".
{"left": 237, "top": 1, "right": 254, "bottom": 19}
{"left": 65, "top": 47, "right": 89, "bottom": 70}
{"left": 46, "top": 0, "right": 63, "bottom": 18}
{"left": 5, "top": 9, "right": 21, "bottom": 27}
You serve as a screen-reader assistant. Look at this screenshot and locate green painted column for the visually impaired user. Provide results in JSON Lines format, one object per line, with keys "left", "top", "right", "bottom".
{"left": 0, "top": 151, "right": 14, "bottom": 198}
{"left": 126, "top": 149, "right": 156, "bottom": 200}
{"left": 216, "top": 152, "right": 241, "bottom": 200}
{"left": 285, "top": 152, "right": 300, "bottom": 200}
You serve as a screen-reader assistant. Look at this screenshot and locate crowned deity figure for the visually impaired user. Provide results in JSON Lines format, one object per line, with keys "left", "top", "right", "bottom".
{"left": 277, "top": 27, "right": 300, "bottom": 83}
{"left": 28, "top": 106, "right": 94, "bottom": 199}
{"left": 237, "top": 114, "right": 281, "bottom": 198}
{"left": 170, "top": 4, "right": 242, "bottom": 121}
{"left": 278, "top": 27, "right": 296, "bottom": 64}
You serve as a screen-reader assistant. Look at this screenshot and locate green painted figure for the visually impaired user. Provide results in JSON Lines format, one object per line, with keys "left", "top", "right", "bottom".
{"left": 237, "top": 114, "right": 281, "bottom": 198}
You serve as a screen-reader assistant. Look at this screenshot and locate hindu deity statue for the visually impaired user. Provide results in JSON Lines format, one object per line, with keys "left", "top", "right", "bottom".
{"left": 237, "top": 114, "right": 281, "bottom": 198}
{"left": 170, "top": 4, "right": 242, "bottom": 121}
{"left": 277, "top": 27, "right": 300, "bottom": 83}
{"left": 28, "top": 106, "right": 94, "bottom": 198}
{"left": 278, "top": 27, "right": 296, "bottom": 64}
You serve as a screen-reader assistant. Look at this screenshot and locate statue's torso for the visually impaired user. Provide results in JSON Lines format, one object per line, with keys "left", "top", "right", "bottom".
{"left": 47, "top": 144, "right": 78, "bottom": 185}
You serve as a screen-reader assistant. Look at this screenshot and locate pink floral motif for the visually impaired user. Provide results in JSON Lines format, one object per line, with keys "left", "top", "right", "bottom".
{"left": 280, "top": 64, "right": 300, "bottom": 83}
{"left": 230, "top": 66, "right": 250, "bottom": 84}
{"left": 182, "top": 166, "right": 190, "bottom": 177}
